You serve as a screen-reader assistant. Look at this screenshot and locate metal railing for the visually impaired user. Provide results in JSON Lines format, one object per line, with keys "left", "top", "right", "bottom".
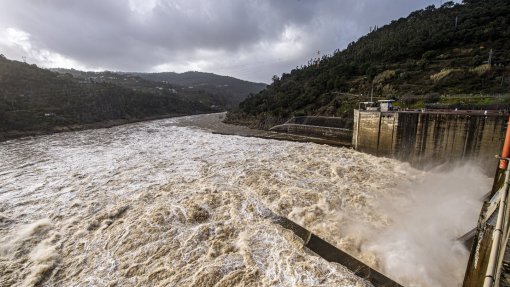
{"left": 484, "top": 157, "right": 510, "bottom": 287}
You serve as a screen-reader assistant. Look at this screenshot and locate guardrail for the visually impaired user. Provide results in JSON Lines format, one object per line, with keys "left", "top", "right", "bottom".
{"left": 463, "top": 116, "right": 510, "bottom": 287}
{"left": 483, "top": 157, "right": 510, "bottom": 287}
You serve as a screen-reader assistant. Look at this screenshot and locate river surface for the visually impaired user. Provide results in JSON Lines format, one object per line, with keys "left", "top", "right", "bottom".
{"left": 0, "top": 113, "right": 491, "bottom": 286}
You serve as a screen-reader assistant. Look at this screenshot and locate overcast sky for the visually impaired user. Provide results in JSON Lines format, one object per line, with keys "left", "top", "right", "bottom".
{"left": 0, "top": 0, "right": 450, "bottom": 83}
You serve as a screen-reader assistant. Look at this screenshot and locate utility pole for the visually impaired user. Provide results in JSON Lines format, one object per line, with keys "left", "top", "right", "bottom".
{"left": 316, "top": 50, "right": 321, "bottom": 68}
{"left": 370, "top": 83, "right": 374, "bottom": 103}
{"left": 455, "top": 16, "right": 458, "bottom": 29}
{"left": 21, "top": 56, "right": 26, "bottom": 63}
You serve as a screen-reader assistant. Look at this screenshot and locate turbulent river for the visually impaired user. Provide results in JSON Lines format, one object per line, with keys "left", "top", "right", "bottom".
{"left": 0, "top": 113, "right": 491, "bottom": 287}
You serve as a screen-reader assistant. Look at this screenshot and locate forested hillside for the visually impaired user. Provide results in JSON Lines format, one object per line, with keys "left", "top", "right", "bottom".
{"left": 52, "top": 69, "right": 267, "bottom": 108}
{"left": 0, "top": 57, "right": 223, "bottom": 140}
{"left": 133, "top": 71, "right": 267, "bottom": 104}
{"left": 227, "top": 0, "right": 510, "bottom": 129}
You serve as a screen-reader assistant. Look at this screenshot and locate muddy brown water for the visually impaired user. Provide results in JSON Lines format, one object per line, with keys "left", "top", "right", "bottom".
{"left": 0, "top": 113, "right": 490, "bottom": 286}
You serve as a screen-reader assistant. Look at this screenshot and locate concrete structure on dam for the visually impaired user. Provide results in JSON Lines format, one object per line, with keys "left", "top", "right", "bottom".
{"left": 269, "top": 108, "right": 508, "bottom": 173}
{"left": 353, "top": 109, "right": 508, "bottom": 172}
{"left": 270, "top": 116, "right": 353, "bottom": 145}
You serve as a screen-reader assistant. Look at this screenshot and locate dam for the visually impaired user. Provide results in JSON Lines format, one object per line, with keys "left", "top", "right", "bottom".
{"left": 272, "top": 109, "right": 508, "bottom": 173}
{"left": 269, "top": 108, "right": 510, "bottom": 286}
{"left": 353, "top": 109, "right": 508, "bottom": 173}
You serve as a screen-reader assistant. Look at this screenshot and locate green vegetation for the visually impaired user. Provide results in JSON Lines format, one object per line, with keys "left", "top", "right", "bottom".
{"left": 0, "top": 55, "right": 266, "bottom": 140}
{"left": 133, "top": 71, "right": 267, "bottom": 106}
{"left": 0, "top": 56, "right": 264, "bottom": 140}
{"left": 400, "top": 94, "right": 510, "bottom": 109}
{"left": 54, "top": 69, "right": 267, "bottom": 108}
{"left": 228, "top": 0, "right": 510, "bottom": 129}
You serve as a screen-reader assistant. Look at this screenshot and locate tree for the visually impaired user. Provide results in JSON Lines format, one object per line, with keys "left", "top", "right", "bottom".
{"left": 425, "top": 5, "right": 436, "bottom": 11}
{"left": 441, "top": 1, "right": 456, "bottom": 8}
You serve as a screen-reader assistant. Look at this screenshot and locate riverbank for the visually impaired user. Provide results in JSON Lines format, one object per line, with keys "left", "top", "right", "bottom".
{"left": 178, "top": 113, "right": 351, "bottom": 147}
{"left": 1, "top": 112, "right": 352, "bottom": 147}
{"left": 0, "top": 113, "right": 203, "bottom": 142}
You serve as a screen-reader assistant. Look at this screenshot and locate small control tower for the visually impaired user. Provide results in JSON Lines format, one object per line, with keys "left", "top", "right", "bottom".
{"left": 378, "top": 99, "right": 395, "bottom": 112}
{"left": 357, "top": 100, "right": 396, "bottom": 112}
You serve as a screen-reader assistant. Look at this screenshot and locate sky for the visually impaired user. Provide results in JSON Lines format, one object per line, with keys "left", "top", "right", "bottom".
{"left": 0, "top": 0, "right": 452, "bottom": 83}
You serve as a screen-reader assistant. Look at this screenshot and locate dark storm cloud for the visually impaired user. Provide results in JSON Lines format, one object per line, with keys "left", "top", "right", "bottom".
{"left": 0, "top": 0, "right": 446, "bottom": 82}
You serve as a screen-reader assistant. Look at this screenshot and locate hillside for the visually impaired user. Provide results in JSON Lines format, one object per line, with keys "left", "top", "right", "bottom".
{"left": 132, "top": 71, "right": 267, "bottom": 105}
{"left": 52, "top": 69, "right": 266, "bottom": 108}
{"left": 227, "top": 0, "right": 510, "bottom": 129}
{"left": 0, "top": 57, "right": 224, "bottom": 140}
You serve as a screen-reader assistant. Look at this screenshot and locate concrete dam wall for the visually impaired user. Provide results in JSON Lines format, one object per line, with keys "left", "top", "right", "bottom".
{"left": 270, "top": 116, "right": 353, "bottom": 144}
{"left": 269, "top": 112, "right": 506, "bottom": 172}
{"left": 353, "top": 110, "right": 508, "bottom": 172}
{"left": 287, "top": 116, "right": 353, "bottom": 129}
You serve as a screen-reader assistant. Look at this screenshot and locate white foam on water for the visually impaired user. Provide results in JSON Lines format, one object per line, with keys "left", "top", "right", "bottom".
{"left": 0, "top": 114, "right": 489, "bottom": 286}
